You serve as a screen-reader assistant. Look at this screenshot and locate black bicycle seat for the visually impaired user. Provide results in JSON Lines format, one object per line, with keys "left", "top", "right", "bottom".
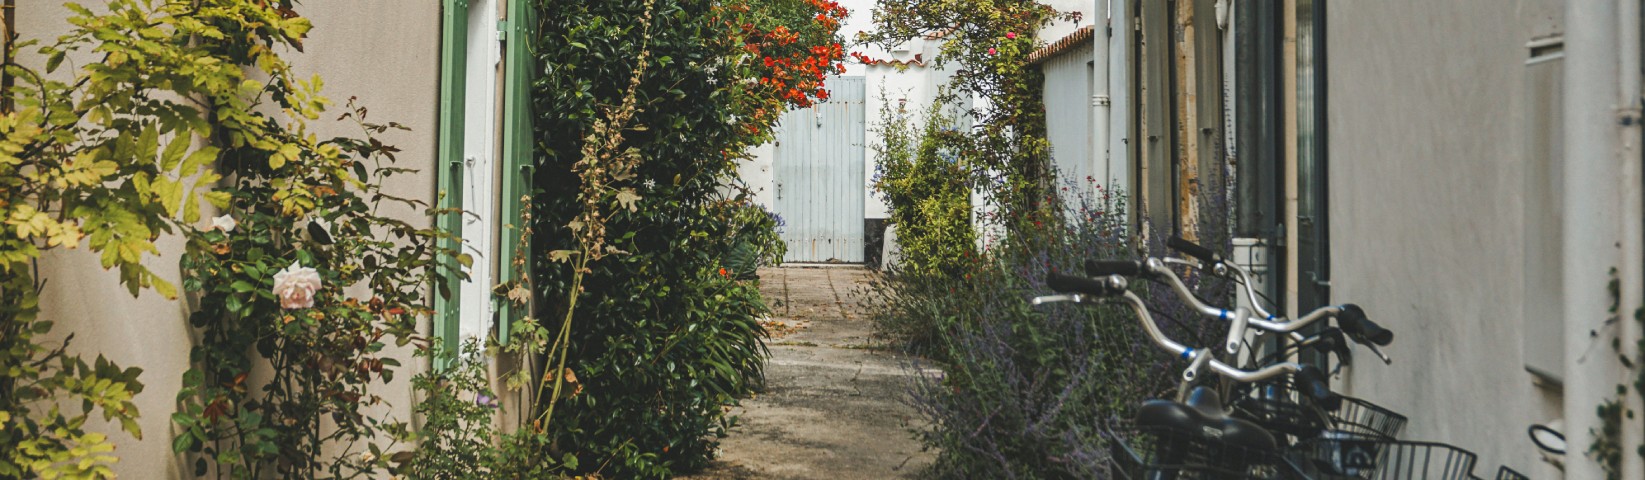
{"left": 1137, "top": 386, "right": 1278, "bottom": 452}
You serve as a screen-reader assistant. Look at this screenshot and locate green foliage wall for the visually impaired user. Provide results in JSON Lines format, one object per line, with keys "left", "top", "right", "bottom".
{"left": 524, "top": 0, "right": 796, "bottom": 477}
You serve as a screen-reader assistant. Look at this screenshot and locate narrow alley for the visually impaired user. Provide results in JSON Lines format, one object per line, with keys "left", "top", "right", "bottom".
{"left": 685, "top": 267, "right": 936, "bottom": 480}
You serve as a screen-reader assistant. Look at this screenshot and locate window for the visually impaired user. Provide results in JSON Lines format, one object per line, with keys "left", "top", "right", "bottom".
{"left": 435, "top": 0, "right": 535, "bottom": 364}
{"left": 1522, "top": 36, "right": 1564, "bottom": 383}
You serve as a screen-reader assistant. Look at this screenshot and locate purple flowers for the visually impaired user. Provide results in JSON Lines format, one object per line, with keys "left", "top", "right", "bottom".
{"left": 475, "top": 393, "right": 498, "bottom": 409}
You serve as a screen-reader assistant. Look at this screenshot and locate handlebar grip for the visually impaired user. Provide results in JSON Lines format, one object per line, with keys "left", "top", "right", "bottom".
{"left": 1167, "top": 236, "right": 1220, "bottom": 264}
{"left": 1045, "top": 272, "right": 1125, "bottom": 297}
{"left": 1337, "top": 304, "right": 1394, "bottom": 346}
{"left": 1085, "top": 259, "right": 1145, "bottom": 277}
{"left": 1295, "top": 365, "right": 1342, "bottom": 411}
{"left": 1314, "top": 328, "right": 1353, "bottom": 367}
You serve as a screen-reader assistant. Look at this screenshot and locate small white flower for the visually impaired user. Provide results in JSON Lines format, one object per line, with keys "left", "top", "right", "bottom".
{"left": 272, "top": 261, "right": 322, "bottom": 310}
{"left": 643, "top": 179, "right": 657, "bottom": 189}
{"left": 210, "top": 214, "right": 237, "bottom": 233}
{"left": 359, "top": 451, "right": 377, "bottom": 463}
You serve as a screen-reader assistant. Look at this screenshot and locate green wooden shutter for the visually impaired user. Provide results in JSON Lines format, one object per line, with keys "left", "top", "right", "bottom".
{"left": 497, "top": 0, "right": 536, "bottom": 345}
{"left": 434, "top": 0, "right": 470, "bottom": 367}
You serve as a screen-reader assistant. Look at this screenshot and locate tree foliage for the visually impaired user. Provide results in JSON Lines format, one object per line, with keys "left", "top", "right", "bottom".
{"left": 862, "top": 0, "right": 1078, "bottom": 222}
{"left": 517, "top": 0, "right": 840, "bottom": 477}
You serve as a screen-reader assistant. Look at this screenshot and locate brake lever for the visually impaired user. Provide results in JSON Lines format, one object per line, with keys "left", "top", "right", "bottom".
{"left": 1031, "top": 294, "right": 1086, "bottom": 305}
{"left": 1363, "top": 342, "right": 1392, "bottom": 365}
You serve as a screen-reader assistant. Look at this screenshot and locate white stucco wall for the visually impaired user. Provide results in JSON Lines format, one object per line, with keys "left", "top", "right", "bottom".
{"left": 861, "top": 39, "right": 959, "bottom": 220}
{"left": 1040, "top": 42, "right": 1097, "bottom": 196}
{"left": 16, "top": 2, "right": 441, "bottom": 477}
{"left": 1326, "top": 1, "right": 1563, "bottom": 477}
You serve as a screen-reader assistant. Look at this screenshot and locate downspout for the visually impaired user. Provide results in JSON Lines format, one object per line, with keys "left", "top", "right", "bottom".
{"left": 1563, "top": 2, "right": 1640, "bottom": 478}
{"left": 1615, "top": 1, "right": 1643, "bottom": 478}
{"left": 1281, "top": 0, "right": 1298, "bottom": 318}
{"left": 1106, "top": 0, "right": 1129, "bottom": 191}
{"left": 1091, "top": 0, "right": 1110, "bottom": 193}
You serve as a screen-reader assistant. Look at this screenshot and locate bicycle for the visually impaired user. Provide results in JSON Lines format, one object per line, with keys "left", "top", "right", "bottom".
{"left": 1034, "top": 236, "right": 1500, "bottom": 479}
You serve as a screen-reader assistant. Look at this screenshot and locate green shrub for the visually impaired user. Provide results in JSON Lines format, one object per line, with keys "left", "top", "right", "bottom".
{"left": 522, "top": 0, "right": 819, "bottom": 476}
{"left": 872, "top": 105, "right": 976, "bottom": 278}
{"left": 398, "top": 341, "right": 510, "bottom": 478}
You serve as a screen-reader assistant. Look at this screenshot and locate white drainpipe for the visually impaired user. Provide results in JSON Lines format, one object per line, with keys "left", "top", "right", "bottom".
{"left": 1563, "top": 1, "right": 1642, "bottom": 478}
{"left": 1106, "top": 0, "right": 1129, "bottom": 191}
{"left": 1615, "top": 1, "right": 1643, "bottom": 477}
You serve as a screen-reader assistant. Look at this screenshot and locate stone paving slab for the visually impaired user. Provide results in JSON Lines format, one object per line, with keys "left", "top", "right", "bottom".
{"left": 680, "top": 267, "right": 936, "bottom": 480}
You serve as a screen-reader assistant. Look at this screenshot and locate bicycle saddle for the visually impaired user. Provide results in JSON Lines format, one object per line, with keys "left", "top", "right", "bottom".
{"left": 1137, "top": 386, "right": 1278, "bottom": 452}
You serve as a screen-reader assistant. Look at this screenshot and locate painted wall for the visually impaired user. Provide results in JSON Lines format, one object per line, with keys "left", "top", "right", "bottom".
{"left": 1325, "top": 1, "right": 1563, "bottom": 477}
{"left": 861, "top": 38, "right": 960, "bottom": 220}
{"left": 17, "top": 2, "right": 442, "bottom": 477}
{"left": 1040, "top": 42, "right": 1097, "bottom": 196}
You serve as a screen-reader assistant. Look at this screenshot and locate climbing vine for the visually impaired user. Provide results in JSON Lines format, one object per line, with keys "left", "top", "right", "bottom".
{"left": 1590, "top": 267, "right": 1645, "bottom": 480}
{"left": 0, "top": 0, "right": 276, "bottom": 475}
{"left": 862, "top": 0, "right": 1079, "bottom": 225}
{"left": 156, "top": 1, "right": 459, "bottom": 477}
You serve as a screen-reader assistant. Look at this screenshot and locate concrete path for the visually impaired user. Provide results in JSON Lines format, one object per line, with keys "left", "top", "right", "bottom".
{"left": 681, "top": 266, "right": 937, "bottom": 480}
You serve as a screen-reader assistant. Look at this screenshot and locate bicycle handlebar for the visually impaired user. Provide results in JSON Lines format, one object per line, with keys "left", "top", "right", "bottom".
{"left": 1108, "top": 289, "right": 1311, "bottom": 383}
{"left": 1096, "top": 244, "right": 1396, "bottom": 351}
{"left": 1167, "top": 235, "right": 1221, "bottom": 265}
{"left": 1085, "top": 259, "right": 1146, "bottom": 277}
{"left": 1336, "top": 303, "right": 1394, "bottom": 346}
{"left": 1165, "top": 236, "right": 1278, "bottom": 320}
{"left": 1045, "top": 271, "right": 1129, "bottom": 297}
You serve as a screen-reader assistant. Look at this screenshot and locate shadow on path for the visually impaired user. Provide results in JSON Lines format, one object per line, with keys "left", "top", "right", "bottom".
{"left": 680, "top": 266, "right": 938, "bottom": 480}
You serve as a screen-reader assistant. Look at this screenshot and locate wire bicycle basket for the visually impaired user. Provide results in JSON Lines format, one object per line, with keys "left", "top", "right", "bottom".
{"left": 1493, "top": 466, "right": 1530, "bottom": 480}
{"left": 1329, "top": 396, "right": 1407, "bottom": 440}
{"left": 1231, "top": 380, "right": 1409, "bottom": 442}
{"left": 1292, "top": 432, "right": 1479, "bottom": 480}
{"left": 1105, "top": 420, "right": 1308, "bottom": 480}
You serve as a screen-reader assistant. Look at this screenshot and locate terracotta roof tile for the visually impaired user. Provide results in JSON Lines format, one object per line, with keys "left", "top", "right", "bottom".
{"left": 1027, "top": 25, "right": 1095, "bottom": 65}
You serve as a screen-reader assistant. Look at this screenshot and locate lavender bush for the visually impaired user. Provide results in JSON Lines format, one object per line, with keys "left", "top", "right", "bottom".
{"left": 864, "top": 179, "right": 1236, "bottom": 479}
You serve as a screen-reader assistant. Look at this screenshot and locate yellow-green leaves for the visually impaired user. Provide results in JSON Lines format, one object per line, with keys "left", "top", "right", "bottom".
{"left": 159, "top": 131, "right": 188, "bottom": 170}
{"left": 268, "top": 142, "right": 301, "bottom": 169}
{"left": 6, "top": 205, "right": 83, "bottom": 249}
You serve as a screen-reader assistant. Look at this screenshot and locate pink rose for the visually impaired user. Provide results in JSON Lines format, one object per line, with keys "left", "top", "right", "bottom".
{"left": 1006, "top": 32, "right": 1017, "bottom": 39}
{"left": 273, "top": 261, "right": 321, "bottom": 310}
{"left": 987, "top": 47, "right": 997, "bottom": 55}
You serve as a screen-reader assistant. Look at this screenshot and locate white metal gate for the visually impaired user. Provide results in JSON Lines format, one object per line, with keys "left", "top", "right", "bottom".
{"left": 774, "top": 76, "right": 866, "bottom": 263}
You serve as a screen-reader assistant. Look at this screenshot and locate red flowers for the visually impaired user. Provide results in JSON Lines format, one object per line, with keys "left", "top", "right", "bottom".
{"left": 719, "top": 0, "right": 848, "bottom": 112}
